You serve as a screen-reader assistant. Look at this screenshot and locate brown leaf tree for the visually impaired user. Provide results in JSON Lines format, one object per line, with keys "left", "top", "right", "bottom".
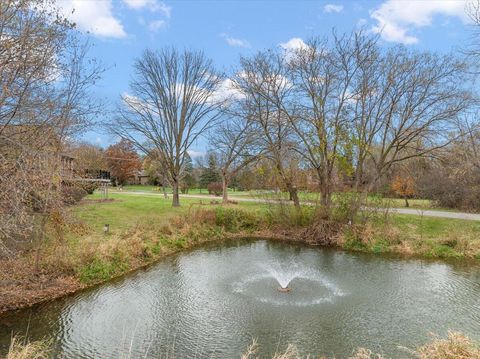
{"left": 105, "top": 139, "right": 141, "bottom": 185}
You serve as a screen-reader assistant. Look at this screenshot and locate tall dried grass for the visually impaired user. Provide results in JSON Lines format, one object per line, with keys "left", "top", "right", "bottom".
{"left": 6, "top": 332, "right": 480, "bottom": 359}
{"left": 6, "top": 337, "right": 50, "bottom": 359}
{"left": 416, "top": 332, "right": 480, "bottom": 359}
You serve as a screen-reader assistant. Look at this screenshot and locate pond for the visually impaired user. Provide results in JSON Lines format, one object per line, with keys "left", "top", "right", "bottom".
{"left": 1, "top": 240, "right": 480, "bottom": 358}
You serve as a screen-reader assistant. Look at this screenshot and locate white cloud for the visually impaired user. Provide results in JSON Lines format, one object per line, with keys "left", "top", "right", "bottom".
{"left": 148, "top": 19, "right": 167, "bottom": 32}
{"left": 324, "top": 4, "right": 344, "bottom": 13}
{"left": 57, "top": 0, "right": 126, "bottom": 38}
{"left": 211, "top": 78, "right": 244, "bottom": 104}
{"left": 220, "top": 33, "right": 250, "bottom": 48}
{"left": 123, "top": 0, "right": 171, "bottom": 33}
{"left": 279, "top": 37, "right": 308, "bottom": 52}
{"left": 187, "top": 150, "right": 205, "bottom": 159}
{"left": 123, "top": 0, "right": 171, "bottom": 17}
{"left": 357, "top": 18, "right": 368, "bottom": 27}
{"left": 370, "top": 0, "right": 468, "bottom": 44}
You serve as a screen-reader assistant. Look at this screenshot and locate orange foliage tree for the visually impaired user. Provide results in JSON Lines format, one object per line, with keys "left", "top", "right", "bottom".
{"left": 105, "top": 139, "right": 141, "bottom": 185}
{"left": 391, "top": 175, "right": 416, "bottom": 207}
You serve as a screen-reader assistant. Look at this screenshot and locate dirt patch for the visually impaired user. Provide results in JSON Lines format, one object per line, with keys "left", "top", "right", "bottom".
{"left": 80, "top": 198, "right": 118, "bottom": 204}
{"left": 0, "top": 256, "right": 83, "bottom": 315}
{"left": 0, "top": 276, "right": 81, "bottom": 314}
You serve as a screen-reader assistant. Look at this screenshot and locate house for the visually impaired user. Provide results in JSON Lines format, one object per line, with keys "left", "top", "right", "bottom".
{"left": 133, "top": 170, "right": 150, "bottom": 185}
{"left": 60, "top": 153, "right": 75, "bottom": 178}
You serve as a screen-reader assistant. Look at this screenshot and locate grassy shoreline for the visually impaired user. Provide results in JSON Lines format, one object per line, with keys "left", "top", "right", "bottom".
{"left": 1, "top": 193, "right": 479, "bottom": 316}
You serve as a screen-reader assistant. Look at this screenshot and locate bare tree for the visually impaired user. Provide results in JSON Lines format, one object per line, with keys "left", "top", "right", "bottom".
{"left": 465, "top": 0, "right": 480, "bottom": 61}
{"left": 234, "top": 52, "right": 301, "bottom": 207}
{"left": 111, "top": 48, "right": 223, "bottom": 206}
{"left": 286, "top": 33, "right": 378, "bottom": 207}
{"left": 209, "top": 108, "right": 259, "bottom": 203}
{"left": 353, "top": 47, "right": 473, "bottom": 191}
{"left": 234, "top": 29, "right": 472, "bottom": 217}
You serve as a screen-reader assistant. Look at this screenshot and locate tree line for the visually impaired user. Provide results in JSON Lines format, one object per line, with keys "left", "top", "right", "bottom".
{"left": 110, "top": 31, "right": 476, "bottom": 211}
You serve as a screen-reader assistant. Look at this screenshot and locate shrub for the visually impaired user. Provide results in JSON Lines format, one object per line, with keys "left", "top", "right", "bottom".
{"left": 418, "top": 169, "right": 480, "bottom": 211}
{"left": 331, "top": 192, "right": 362, "bottom": 223}
{"left": 61, "top": 186, "right": 87, "bottom": 205}
{"left": 79, "top": 181, "right": 100, "bottom": 195}
{"left": 214, "top": 207, "right": 259, "bottom": 232}
{"left": 265, "top": 204, "right": 316, "bottom": 227}
{"left": 207, "top": 182, "right": 222, "bottom": 196}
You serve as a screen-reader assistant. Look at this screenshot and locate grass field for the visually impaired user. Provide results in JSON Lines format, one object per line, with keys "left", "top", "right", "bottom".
{"left": 76, "top": 192, "right": 480, "bottom": 261}
{"left": 115, "top": 185, "right": 437, "bottom": 210}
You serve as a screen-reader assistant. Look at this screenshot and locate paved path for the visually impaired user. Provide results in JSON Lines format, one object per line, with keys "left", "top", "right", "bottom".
{"left": 114, "top": 191, "right": 480, "bottom": 221}
{"left": 387, "top": 208, "right": 480, "bottom": 221}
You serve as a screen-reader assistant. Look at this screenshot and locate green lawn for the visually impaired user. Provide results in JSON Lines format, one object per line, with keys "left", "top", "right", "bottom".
{"left": 77, "top": 193, "right": 202, "bottom": 233}
{"left": 109, "top": 185, "right": 473, "bottom": 215}
{"left": 75, "top": 192, "right": 271, "bottom": 234}
{"left": 80, "top": 192, "right": 480, "bottom": 249}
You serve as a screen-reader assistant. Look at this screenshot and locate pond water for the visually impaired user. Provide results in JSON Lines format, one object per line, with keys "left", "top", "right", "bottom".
{"left": 1, "top": 240, "right": 480, "bottom": 358}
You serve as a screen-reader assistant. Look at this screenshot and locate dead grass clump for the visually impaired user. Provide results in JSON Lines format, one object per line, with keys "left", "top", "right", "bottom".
{"left": 416, "top": 332, "right": 480, "bottom": 359}
{"left": 158, "top": 223, "right": 173, "bottom": 236}
{"left": 6, "top": 336, "right": 50, "bottom": 359}
{"left": 299, "top": 219, "right": 343, "bottom": 246}
{"left": 241, "top": 344, "right": 385, "bottom": 359}
{"left": 241, "top": 339, "right": 259, "bottom": 359}
{"left": 188, "top": 207, "right": 217, "bottom": 225}
{"left": 272, "top": 345, "right": 301, "bottom": 359}
{"left": 241, "top": 341, "right": 302, "bottom": 359}
{"left": 348, "top": 348, "right": 385, "bottom": 359}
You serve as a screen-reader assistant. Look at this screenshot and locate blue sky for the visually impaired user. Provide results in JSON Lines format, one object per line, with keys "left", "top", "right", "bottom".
{"left": 58, "top": 0, "right": 474, "bottom": 155}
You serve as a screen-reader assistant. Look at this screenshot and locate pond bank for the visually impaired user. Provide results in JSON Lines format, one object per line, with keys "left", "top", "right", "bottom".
{"left": 1, "top": 199, "right": 479, "bottom": 317}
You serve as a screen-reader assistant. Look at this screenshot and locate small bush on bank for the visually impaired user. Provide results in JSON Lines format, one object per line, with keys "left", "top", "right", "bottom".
{"left": 214, "top": 207, "right": 260, "bottom": 232}
{"left": 78, "top": 182, "right": 100, "bottom": 195}
{"left": 207, "top": 182, "right": 222, "bottom": 196}
{"left": 61, "top": 186, "right": 87, "bottom": 205}
{"left": 265, "top": 205, "right": 316, "bottom": 227}
{"left": 330, "top": 192, "right": 362, "bottom": 223}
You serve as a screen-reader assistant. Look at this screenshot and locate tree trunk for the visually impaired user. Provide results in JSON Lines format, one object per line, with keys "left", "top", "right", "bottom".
{"left": 315, "top": 167, "right": 332, "bottom": 209}
{"left": 222, "top": 175, "right": 229, "bottom": 204}
{"left": 320, "top": 182, "right": 332, "bottom": 208}
{"left": 286, "top": 183, "right": 300, "bottom": 208}
{"left": 172, "top": 179, "right": 180, "bottom": 207}
{"left": 34, "top": 214, "right": 48, "bottom": 275}
{"left": 405, "top": 197, "right": 409, "bottom": 207}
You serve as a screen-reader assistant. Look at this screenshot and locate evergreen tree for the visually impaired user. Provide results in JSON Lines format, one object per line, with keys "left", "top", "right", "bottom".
{"left": 199, "top": 153, "right": 220, "bottom": 188}
{"left": 180, "top": 154, "right": 196, "bottom": 193}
